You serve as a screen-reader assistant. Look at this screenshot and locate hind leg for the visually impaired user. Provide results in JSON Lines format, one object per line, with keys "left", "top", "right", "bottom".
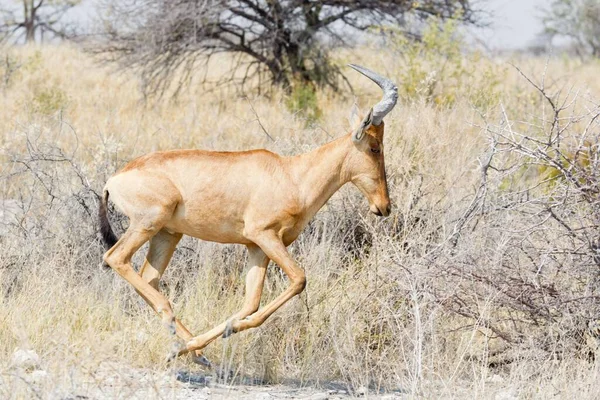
{"left": 138, "top": 230, "right": 211, "bottom": 366}
{"left": 138, "top": 229, "right": 195, "bottom": 339}
{"left": 139, "top": 229, "right": 182, "bottom": 290}
{"left": 104, "top": 216, "right": 179, "bottom": 337}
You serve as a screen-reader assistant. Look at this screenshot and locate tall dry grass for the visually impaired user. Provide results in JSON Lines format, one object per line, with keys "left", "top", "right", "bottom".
{"left": 1, "top": 44, "right": 600, "bottom": 398}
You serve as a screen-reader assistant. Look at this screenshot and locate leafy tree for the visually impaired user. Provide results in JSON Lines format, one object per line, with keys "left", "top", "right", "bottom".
{"left": 542, "top": 0, "right": 600, "bottom": 58}
{"left": 92, "top": 0, "right": 478, "bottom": 97}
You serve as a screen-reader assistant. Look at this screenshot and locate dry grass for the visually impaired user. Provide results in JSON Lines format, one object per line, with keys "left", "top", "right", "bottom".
{"left": 1, "top": 44, "right": 600, "bottom": 399}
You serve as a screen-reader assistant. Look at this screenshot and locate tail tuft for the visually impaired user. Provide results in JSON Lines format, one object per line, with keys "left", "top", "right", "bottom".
{"left": 99, "top": 190, "right": 118, "bottom": 252}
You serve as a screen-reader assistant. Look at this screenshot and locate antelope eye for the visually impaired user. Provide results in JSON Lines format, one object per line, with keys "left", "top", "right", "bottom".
{"left": 370, "top": 148, "right": 381, "bottom": 154}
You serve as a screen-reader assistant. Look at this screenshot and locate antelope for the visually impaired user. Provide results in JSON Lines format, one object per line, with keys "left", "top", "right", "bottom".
{"left": 99, "top": 64, "right": 397, "bottom": 364}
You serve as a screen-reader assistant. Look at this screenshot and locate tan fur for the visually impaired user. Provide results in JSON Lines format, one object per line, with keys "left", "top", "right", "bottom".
{"left": 101, "top": 118, "right": 391, "bottom": 361}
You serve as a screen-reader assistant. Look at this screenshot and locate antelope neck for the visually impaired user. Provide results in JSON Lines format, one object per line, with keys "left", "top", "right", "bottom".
{"left": 289, "top": 134, "right": 354, "bottom": 216}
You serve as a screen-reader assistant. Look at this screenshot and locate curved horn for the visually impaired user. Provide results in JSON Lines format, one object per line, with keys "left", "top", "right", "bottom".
{"left": 348, "top": 64, "right": 398, "bottom": 126}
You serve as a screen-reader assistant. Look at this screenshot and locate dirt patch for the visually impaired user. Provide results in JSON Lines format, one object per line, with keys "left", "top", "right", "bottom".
{"left": 2, "top": 358, "right": 406, "bottom": 399}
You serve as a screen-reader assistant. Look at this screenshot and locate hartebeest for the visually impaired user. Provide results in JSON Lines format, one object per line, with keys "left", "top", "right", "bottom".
{"left": 99, "top": 64, "right": 397, "bottom": 364}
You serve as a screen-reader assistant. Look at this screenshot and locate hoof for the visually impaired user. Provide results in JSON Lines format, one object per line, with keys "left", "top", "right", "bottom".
{"left": 165, "top": 349, "right": 178, "bottom": 364}
{"left": 191, "top": 353, "right": 212, "bottom": 368}
{"left": 223, "top": 320, "right": 236, "bottom": 338}
{"left": 162, "top": 318, "right": 177, "bottom": 336}
{"left": 165, "top": 340, "right": 186, "bottom": 363}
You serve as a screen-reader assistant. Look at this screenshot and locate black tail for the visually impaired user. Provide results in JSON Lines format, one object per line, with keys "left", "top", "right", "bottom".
{"left": 99, "top": 189, "right": 118, "bottom": 250}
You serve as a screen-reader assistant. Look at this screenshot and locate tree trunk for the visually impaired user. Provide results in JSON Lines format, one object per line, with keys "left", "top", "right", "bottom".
{"left": 25, "top": 21, "right": 35, "bottom": 42}
{"left": 266, "top": 59, "right": 289, "bottom": 89}
{"left": 23, "top": 0, "right": 36, "bottom": 43}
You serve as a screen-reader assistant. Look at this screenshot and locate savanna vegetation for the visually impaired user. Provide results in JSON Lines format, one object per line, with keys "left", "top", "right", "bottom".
{"left": 1, "top": 15, "right": 600, "bottom": 399}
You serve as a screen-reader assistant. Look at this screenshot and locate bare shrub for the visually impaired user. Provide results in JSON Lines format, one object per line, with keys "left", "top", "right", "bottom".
{"left": 420, "top": 63, "right": 600, "bottom": 364}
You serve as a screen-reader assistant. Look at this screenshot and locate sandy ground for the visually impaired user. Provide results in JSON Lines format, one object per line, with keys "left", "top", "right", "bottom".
{"left": 4, "top": 351, "right": 407, "bottom": 399}
{"left": 3, "top": 362, "right": 516, "bottom": 400}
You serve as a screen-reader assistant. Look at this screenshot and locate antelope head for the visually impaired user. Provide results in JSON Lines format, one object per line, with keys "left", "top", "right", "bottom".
{"left": 346, "top": 64, "right": 398, "bottom": 217}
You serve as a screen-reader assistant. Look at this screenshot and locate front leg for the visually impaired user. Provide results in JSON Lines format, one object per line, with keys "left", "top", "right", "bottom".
{"left": 227, "top": 232, "right": 306, "bottom": 334}
{"left": 180, "top": 232, "right": 305, "bottom": 355}
{"left": 178, "top": 245, "right": 270, "bottom": 354}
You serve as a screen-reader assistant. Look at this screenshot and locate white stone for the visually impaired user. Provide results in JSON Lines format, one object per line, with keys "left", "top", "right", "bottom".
{"left": 355, "top": 386, "right": 368, "bottom": 396}
{"left": 28, "top": 370, "right": 48, "bottom": 384}
{"left": 11, "top": 348, "right": 40, "bottom": 371}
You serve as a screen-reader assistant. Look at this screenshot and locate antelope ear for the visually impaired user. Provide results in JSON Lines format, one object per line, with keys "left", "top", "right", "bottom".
{"left": 348, "top": 102, "right": 361, "bottom": 128}
{"left": 352, "top": 108, "right": 373, "bottom": 144}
